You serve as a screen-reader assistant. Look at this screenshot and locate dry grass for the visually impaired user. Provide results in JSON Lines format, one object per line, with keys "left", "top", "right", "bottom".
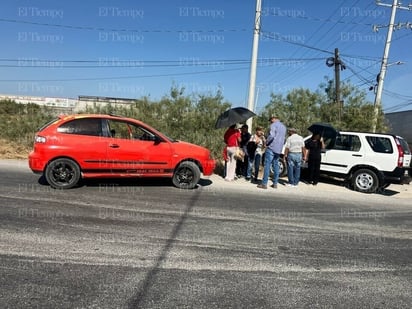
{"left": 0, "top": 138, "right": 31, "bottom": 159}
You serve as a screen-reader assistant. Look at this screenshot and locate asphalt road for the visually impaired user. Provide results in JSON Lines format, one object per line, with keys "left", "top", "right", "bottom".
{"left": 0, "top": 160, "right": 411, "bottom": 309}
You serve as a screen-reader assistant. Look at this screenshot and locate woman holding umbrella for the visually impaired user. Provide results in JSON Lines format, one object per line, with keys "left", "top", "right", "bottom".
{"left": 223, "top": 124, "right": 241, "bottom": 181}
{"left": 304, "top": 133, "right": 325, "bottom": 185}
{"left": 215, "top": 107, "right": 256, "bottom": 181}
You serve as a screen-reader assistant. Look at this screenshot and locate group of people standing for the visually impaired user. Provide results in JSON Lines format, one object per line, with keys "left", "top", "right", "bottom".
{"left": 223, "top": 115, "right": 325, "bottom": 187}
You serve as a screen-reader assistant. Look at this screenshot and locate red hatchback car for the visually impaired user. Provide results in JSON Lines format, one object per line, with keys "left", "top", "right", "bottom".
{"left": 29, "top": 114, "right": 216, "bottom": 189}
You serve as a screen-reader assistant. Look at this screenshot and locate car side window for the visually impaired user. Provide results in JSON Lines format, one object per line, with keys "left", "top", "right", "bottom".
{"left": 107, "top": 120, "right": 132, "bottom": 139}
{"left": 57, "top": 118, "right": 102, "bottom": 136}
{"left": 107, "top": 120, "right": 156, "bottom": 141}
{"left": 332, "top": 134, "right": 361, "bottom": 152}
{"left": 366, "top": 136, "right": 393, "bottom": 153}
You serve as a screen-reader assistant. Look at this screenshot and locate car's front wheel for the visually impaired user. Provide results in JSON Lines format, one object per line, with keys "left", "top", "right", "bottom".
{"left": 45, "top": 158, "right": 81, "bottom": 189}
{"left": 172, "top": 161, "right": 200, "bottom": 189}
{"left": 269, "top": 159, "right": 287, "bottom": 177}
{"left": 352, "top": 169, "right": 379, "bottom": 193}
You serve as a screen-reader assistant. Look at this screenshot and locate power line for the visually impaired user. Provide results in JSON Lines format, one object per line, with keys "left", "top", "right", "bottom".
{"left": 0, "top": 57, "right": 324, "bottom": 68}
{"left": 259, "top": 31, "right": 332, "bottom": 55}
{"left": 266, "top": 9, "right": 375, "bottom": 27}
{"left": 258, "top": 0, "right": 347, "bottom": 87}
{"left": 383, "top": 100, "right": 412, "bottom": 112}
{"left": 0, "top": 18, "right": 248, "bottom": 34}
{"left": 0, "top": 67, "right": 251, "bottom": 82}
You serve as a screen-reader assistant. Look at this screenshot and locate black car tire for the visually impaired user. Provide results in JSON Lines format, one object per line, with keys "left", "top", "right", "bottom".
{"left": 45, "top": 158, "right": 81, "bottom": 189}
{"left": 269, "top": 159, "right": 287, "bottom": 177}
{"left": 172, "top": 161, "right": 200, "bottom": 189}
{"left": 352, "top": 169, "right": 379, "bottom": 193}
{"left": 279, "top": 159, "right": 287, "bottom": 177}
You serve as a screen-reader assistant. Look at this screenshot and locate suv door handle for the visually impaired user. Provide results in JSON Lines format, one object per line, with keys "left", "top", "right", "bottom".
{"left": 109, "top": 144, "right": 120, "bottom": 148}
{"left": 352, "top": 154, "right": 362, "bottom": 157}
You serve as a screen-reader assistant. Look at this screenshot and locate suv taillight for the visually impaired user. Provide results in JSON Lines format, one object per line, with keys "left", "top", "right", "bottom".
{"left": 394, "top": 138, "right": 404, "bottom": 167}
{"left": 35, "top": 135, "right": 47, "bottom": 143}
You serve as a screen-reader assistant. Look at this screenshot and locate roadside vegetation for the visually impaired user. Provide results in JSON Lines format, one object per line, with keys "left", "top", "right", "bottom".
{"left": 0, "top": 78, "right": 387, "bottom": 164}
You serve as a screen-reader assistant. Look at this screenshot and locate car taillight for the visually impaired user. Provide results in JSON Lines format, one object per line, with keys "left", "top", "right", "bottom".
{"left": 395, "top": 138, "right": 404, "bottom": 167}
{"left": 35, "top": 135, "right": 47, "bottom": 143}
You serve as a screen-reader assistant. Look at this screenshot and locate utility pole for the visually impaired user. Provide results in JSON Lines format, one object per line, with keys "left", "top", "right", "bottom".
{"left": 334, "top": 48, "right": 342, "bottom": 123}
{"left": 326, "top": 48, "right": 345, "bottom": 123}
{"left": 246, "top": 0, "right": 262, "bottom": 131}
{"left": 372, "top": 0, "right": 412, "bottom": 132}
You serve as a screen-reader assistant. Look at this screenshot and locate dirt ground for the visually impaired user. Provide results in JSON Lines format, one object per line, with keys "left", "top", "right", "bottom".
{"left": 0, "top": 139, "right": 30, "bottom": 159}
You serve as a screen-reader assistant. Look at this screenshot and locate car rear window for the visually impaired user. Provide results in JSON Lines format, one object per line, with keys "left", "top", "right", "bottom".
{"left": 57, "top": 118, "right": 102, "bottom": 136}
{"left": 366, "top": 136, "right": 393, "bottom": 153}
{"left": 38, "top": 118, "right": 59, "bottom": 132}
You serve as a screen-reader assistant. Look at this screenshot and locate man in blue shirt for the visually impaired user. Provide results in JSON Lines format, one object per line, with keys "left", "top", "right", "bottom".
{"left": 258, "top": 115, "right": 286, "bottom": 189}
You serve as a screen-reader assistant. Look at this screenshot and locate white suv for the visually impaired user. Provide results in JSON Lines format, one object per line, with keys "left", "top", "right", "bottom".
{"left": 315, "top": 129, "right": 411, "bottom": 193}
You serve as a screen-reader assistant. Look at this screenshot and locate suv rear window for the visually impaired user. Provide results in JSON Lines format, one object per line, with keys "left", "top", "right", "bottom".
{"left": 397, "top": 137, "right": 411, "bottom": 155}
{"left": 57, "top": 118, "right": 102, "bottom": 136}
{"left": 366, "top": 136, "right": 393, "bottom": 153}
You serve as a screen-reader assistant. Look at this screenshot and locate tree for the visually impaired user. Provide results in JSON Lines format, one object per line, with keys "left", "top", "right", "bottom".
{"left": 318, "top": 77, "right": 387, "bottom": 132}
{"left": 259, "top": 89, "right": 321, "bottom": 135}
{"left": 194, "top": 90, "right": 231, "bottom": 159}
{"left": 284, "top": 88, "right": 321, "bottom": 133}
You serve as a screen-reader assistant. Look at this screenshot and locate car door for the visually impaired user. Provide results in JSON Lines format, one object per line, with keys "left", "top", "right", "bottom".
{"left": 105, "top": 119, "right": 173, "bottom": 175}
{"left": 56, "top": 117, "right": 109, "bottom": 171}
{"left": 321, "top": 133, "right": 363, "bottom": 174}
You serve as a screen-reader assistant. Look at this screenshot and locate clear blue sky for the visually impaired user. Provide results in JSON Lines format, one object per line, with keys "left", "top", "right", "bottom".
{"left": 0, "top": 0, "right": 411, "bottom": 113}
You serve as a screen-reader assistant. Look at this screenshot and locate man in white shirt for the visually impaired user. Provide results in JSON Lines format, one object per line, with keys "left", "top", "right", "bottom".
{"left": 284, "top": 128, "right": 306, "bottom": 187}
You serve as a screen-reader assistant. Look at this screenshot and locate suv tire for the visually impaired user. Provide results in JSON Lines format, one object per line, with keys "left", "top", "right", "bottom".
{"left": 352, "top": 168, "right": 379, "bottom": 193}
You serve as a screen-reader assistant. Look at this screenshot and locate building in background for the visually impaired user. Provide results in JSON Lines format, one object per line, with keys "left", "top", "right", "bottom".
{"left": 385, "top": 110, "right": 412, "bottom": 148}
{"left": 76, "top": 95, "right": 136, "bottom": 111}
{"left": 0, "top": 94, "right": 77, "bottom": 111}
{"left": 0, "top": 94, "right": 136, "bottom": 113}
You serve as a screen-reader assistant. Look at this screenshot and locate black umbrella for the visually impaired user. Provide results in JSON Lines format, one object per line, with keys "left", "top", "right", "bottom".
{"left": 215, "top": 107, "right": 256, "bottom": 129}
{"left": 307, "top": 123, "right": 338, "bottom": 139}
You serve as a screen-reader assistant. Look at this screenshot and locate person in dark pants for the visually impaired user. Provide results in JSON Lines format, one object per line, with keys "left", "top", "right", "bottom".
{"left": 236, "top": 124, "right": 251, "bottom": 178}
{"left": 304, "top": 133, "right": 325, "bottom": 185}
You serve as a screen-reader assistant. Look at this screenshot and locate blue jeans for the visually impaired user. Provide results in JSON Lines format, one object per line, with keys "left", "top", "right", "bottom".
{"left": 247, "top": 153, "right": 262, "bottom": 179}
{"left": 287, "top": 152, "right": 302, "bottom": 185}
{"left": 262, "top": 149, "right": 280, "bottom": 186}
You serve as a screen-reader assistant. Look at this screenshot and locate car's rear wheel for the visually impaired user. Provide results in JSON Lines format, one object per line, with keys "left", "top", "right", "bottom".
{"left": 45, "top": 158, "right": 81, "bottom": 189}
{"left": 172, "top": 161, "right": 200, "bottom": 189}
{"left": 352, "top": 169, "right": 378, "bottom": 193}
